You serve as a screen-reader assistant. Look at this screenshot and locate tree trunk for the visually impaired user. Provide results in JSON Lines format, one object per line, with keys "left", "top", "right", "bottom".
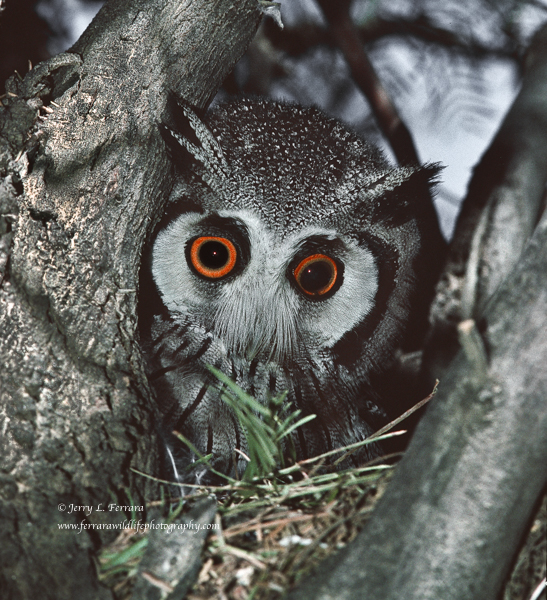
{"left": 0, "top": 1, "right": 260, "bottom": 598}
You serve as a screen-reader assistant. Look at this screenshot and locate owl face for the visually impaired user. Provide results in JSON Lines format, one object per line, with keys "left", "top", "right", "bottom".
{"left": 143, "top": 99, "right": 443, "bottom": 484}
{"left": 152, "top": 207, "right": 379, "bottom": 365}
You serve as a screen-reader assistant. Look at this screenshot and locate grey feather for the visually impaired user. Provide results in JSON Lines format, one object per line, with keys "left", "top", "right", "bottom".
{"left": 142, "top": 98, "right": 444, "bottom": 484}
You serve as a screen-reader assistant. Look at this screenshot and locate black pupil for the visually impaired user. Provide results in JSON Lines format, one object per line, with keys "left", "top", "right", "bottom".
{"left": 300, "top": 261, "right": 333, "bottom": 293}
{"left": 199, "top": 241, "right": 229, "bottom": 269}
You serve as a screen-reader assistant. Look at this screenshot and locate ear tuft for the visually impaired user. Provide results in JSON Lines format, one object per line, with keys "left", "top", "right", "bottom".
{"left": 159, "top": 93, "right": 230, "bottom": 187}
{"left": 366, "top": 163, "right": 443, "bottom": 228}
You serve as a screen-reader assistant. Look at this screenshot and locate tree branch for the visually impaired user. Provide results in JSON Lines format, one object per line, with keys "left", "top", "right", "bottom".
{"left": 288, "top": 22, "right": 547, "bottom": 600}
{"left": 426, "top": 24, "right": 547, "bottom": 377}
{"left": 264, "top": 14, "right": 520, "bottom": 63}
{"left": 315, "top": 0, "right": 421, "bottom": 166}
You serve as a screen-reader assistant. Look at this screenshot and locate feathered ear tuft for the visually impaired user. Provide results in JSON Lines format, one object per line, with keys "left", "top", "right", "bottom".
{"left": 159, "top": 93, "right": 230, "bottom": 187}
{"left": 362, "top": 163, "right": 443, "bottom": 228}
{"left": 167, "top": 92, "right": 206, "bottom": 143}
{"left": 159, "top": 122, "right": 197, "bottom": 167}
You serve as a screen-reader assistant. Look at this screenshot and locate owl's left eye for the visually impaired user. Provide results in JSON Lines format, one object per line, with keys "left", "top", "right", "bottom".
{"left": 189, "top": 236, "right": 237, "bottom": 279}
{"left": 293, "top": 254, "right": 339, "bottom": 297}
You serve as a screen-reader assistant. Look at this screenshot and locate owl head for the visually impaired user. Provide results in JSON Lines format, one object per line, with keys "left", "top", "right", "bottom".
{"left": 142, "top": 97, "right": 444, "bottom": 484}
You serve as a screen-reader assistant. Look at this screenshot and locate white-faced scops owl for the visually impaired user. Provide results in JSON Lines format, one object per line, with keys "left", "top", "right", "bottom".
{"left": 140, "top": 97, "right": 444, "bottom": 485}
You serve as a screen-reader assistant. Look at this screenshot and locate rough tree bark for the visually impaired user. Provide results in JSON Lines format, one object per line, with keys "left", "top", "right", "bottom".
{"left": 0, "top": 1, "right": 261, "bottom": 599}
{"left": 2, "top": 1, "right": 546, "bottom": 599}
{"left": 288, "top": 25, "right": 547, "bottom": 600}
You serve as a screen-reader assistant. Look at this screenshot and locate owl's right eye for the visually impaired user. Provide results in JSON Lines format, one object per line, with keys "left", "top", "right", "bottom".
{"left": 189, "top": 236, "right": 237, "bottom": 279}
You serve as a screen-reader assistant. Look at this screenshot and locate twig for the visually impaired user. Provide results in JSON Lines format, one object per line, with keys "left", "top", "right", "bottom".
{"left": 215, "top": 544, "right": 267, "bottom": 570}
{"left": 224, "top": 512, "right": 330, "bottom": 539}
{"left": 529, "top": 578, "right": 546, "bottom": 600}
{"left": 367, "top": 381, "right": 439, "bottom": 441}
{"left": 140, "top": 571, "right": 175, "bottom": 593}
{"left": 315, "top": 0, "right": 421, "bottom": 165}
{"left": 457, "top": 319, "right": 489, "bottom": 385}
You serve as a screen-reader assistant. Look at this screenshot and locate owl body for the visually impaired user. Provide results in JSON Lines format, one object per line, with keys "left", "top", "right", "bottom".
{"left": 142, "top": 98, "right": 443, "bottom": 484}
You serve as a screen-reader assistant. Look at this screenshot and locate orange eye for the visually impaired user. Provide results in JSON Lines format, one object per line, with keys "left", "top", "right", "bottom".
{"left": 189, "top": 236, "right": 237, "bottom": 279}
{"left": 293, "top": 254, "right": 338, "bottom": 297}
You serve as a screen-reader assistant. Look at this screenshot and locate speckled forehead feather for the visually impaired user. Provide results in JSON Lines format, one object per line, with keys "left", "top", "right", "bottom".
{"left": 189, "top": 99, "right": 411, "bottom": 233}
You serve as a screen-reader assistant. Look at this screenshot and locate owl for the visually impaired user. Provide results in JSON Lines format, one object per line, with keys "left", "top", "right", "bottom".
{"left": 140, "top": 97, "right": 444, "bottom": 485}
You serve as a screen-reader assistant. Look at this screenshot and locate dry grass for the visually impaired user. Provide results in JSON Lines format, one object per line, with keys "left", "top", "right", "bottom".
{"left": 98, "top": 378, "right": 546, "bottom": 600}
{"left": 187, "top": 471, "right": 392, "bottom": 600}
{"left": 100, "top": 473, "right": 546, "bottom": 600}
